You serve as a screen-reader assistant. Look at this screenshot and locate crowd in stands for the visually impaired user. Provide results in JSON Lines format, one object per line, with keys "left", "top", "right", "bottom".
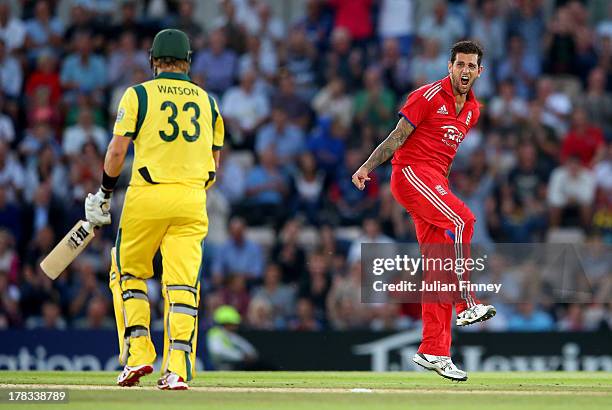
{"left": 0, "top": 0, "right": 611, "bottom": 333}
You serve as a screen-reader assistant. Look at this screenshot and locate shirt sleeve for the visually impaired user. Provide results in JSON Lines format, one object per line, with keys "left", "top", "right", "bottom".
{"left": 113, "top": 87, "right": 138, "bottom": 137}
{"left": 211, "top": 97, "right": 225, "bottom": 150}
{"left": 398, "top": 89, "right": 431, "bottom": 128}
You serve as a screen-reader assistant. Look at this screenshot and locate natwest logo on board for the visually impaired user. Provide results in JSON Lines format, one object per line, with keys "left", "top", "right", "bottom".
{"left": 352, "top": 330, "right": 612, "bottom": 372}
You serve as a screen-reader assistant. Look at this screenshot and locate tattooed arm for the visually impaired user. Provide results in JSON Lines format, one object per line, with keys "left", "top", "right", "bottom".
{"left": 351, "top": 118, "right": 415, "bottom": 190}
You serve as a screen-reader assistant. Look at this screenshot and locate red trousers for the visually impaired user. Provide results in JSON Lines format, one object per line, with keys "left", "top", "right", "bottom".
{"left": 390, "top": 165, "right": 479, "bottom": 356}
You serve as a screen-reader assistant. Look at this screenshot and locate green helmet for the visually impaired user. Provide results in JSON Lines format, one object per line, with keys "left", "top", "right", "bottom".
{"left": 213, "top": 305, "right": 241, "bottom": 325}
{"left": 150, "top": 29, "right": 192, "bottom": 62}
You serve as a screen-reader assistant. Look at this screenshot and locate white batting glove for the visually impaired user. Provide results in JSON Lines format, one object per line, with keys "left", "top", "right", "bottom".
{"left": 85, "top": 189, "right": 112, "bottom": 226}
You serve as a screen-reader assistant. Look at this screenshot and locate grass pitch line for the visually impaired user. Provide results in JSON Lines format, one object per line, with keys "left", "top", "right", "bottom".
{"left": 1, "top": 384, "right": 610, "bottom": 396}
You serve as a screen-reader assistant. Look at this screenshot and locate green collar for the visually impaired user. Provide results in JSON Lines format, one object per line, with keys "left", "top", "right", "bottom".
{"left": 155, "top": 72, "right": 191, "bottom": 81}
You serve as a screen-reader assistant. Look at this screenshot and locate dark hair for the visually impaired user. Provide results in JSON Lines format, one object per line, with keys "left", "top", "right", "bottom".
{"left": 450, "top": 40, "right": 484, "bottom": 66}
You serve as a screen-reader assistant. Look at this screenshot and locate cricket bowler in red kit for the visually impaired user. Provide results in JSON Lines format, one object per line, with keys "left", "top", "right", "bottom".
{"left": 352, "top": 41, "right": 496, "bottom": 381}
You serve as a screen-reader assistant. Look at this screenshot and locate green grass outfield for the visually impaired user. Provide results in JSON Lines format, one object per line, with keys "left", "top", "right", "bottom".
{"left": 0, "top": 371, "right": 611, "bottom": 410}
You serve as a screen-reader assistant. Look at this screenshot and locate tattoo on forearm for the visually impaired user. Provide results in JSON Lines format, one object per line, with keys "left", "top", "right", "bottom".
{"left": 362, "top": 119, "right": 414, "bottom": 172}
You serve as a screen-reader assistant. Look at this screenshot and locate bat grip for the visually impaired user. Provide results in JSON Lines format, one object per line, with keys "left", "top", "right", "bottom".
{"left": 83, "top": 221, "right": 95, "bottom": 232}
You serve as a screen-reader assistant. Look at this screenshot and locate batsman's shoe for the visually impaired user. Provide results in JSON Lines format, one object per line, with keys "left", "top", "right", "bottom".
{"left": 456, "top": 304, "right": 496, "bottom": 327}
{"left": 117, "top": 364, "right": 154, "bottom": 387}
{"left": 413, "top": 353, "right": 468, "bottom": 381}
{"left": 157, "top": 372, "right": 189, "bottom": 390}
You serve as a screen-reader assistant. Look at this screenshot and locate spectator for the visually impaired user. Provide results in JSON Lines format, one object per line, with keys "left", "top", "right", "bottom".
{"left": 172, "top": 0, "right": 205, "bottom": 50}
{"left": 270, "top": 71, "right": 310, "bottom": 129}
{"left": 0, "top": 1, "right": 26, "bottom": 51}
{"left": 330, "top": 149, "right": 379, "bottom": 225}
{"left": 192, "top": 28, "right": 237, "bottom": 97}
{"left": 252, "top": 263, "right": 296, "bottom": 327}
{"left": 560, "top": 108, "right": 605, "bottom": 167}
{"left": 0, "top": 229, "right": 18, "bottom": 283}
{"left": 292, "top": 152, "right": 325, "bottom": 226}
{"left": 548, "top": 156, "right": 597, "bottom": 228}
{"left": 328, "top": 0, "right": 374, "bottom": 45}
{"left": 243, "top": 149, "right": 289, "bottom": 225}
{"left": 246, "top": 296, "right": 275, "bottom": 329}
{"left": 25, "top": 50, "right": 62, "bottom": 108}
{"left": 488, "top": 81, "right": 528, "bottom": 131}
{"left": 255, "top": 107, "right": 305, "bottom": 167}
{"left": 326, "top": 261, "right": 368, "bottom": 329}
{"left": 215, "top": 146, "right": 246, "bottom": 206}
{"left": 0, "top": 271, "right": 21, "bottom": 328}
{"left": 543, "top": 5, "right": 577, "bottom": 76}
{"left": 307, "top": 117, "right": 348, "bottom": 178}
{"left": 60, "top": 31, "right": 107, "bottom": 104}
{"left": 379, "top": 37, "right": 411, "bottom": 97}
{"left": 107, "top": 31, "right": 149, "bottom": 88}
{"left": 354, "top": 66, "right": 395, "bottom": 134}
{"left": 0, "top": 141, "right": 25, "bottom": 202}
{"left": 212, "top": 217, "right": 264, "bottom": 283}
{"left": 298, "top": 251, "right": 330, "bottom": 321}
{"left": 289, "top": 297, "right": 322, "bottom": 331}
{"left": 507, "top": 303, "right": 555, "bottom": 331}
{"left": 0, "top": 39, "right": 22, "bottom": 98}
{"left": 271, "top": 218, "right": 307, "bottom": 284}
{"left": 19, "top": 120, "right": 60, "bottom": 167}
{"left": 220, "top": 275, "right": 250, "bottom": 317}
{"left": 470, "top": 0, "right": 505, "bottom": 65}
{"left": 0, "top": 96, "right": 14, "bottom": 144}
{"left": 497, "top": 35, "right": 540, "bottom": 100}
{"left": 581, "top": 67, "right": 612, "bottom": 138}
{"left": 25, "top": 299, "right": 66, "bottom": 329}
{"left": 347, "top": 218, "right": 393, "bottom": 264}
{"left": 23, "top": 144, "right": 67, "bottom": 203}
{"left": 312, "top": 77, "right": 353, "bottom": 129}
{"left": 506, "top": 0, "right": 545, "bottom": 63}
{"left": 62, "top": 108, "right": 108, "bottom": 157}
{"left": 283, "top": 25, "right": 318, "bottom": 99}
{"left": 24, "top": 0, "right": 63, "bottom": 57}
{"left": 0, "top": 185, "right": 21, "bottom": 243}
{"left": 377, "top": 0, "right": 415, "bottom": 56}
{"left": 239, "top": 35, "right": 277, "bottom": 80}
{"left": 246, "top": 1, "right": 285, "bottom": 46}
{"left": 535, "top": 77, "right": 572, "bottom": 137}
{"left": 507, "top": 143, "right": 549, "bottom": 207}
{"left": 296, "top": 0, "right": 333, "bottom": 51}
{"left": 207, "top": 305, "right": 259, "bottom": 370}
{"left": 417, "top": 0, "right": 464, "bottom": 52}
{"left": 409, "top": 37, "right": 447, "bottom": 87}
{"left": 221, "top": 69, "right": 269, "bottom": 149}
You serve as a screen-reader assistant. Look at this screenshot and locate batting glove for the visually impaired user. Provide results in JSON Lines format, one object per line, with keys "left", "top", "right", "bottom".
{"left": 85, "top": 189, "right": 112, "bottom": 226}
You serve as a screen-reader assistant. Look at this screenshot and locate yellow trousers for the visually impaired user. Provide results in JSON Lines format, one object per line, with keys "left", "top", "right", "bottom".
{"left": 109, "top": 184, "right": 208, "bottom": 381}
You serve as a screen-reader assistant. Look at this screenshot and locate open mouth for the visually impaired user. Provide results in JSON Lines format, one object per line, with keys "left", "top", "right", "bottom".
{"left": 460, "top": 75, "right": 469, "bottom": 86}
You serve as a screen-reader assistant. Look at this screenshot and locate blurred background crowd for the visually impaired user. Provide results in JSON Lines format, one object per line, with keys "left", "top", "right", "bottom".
{"left": 0, "top": 0, "right": 610, "bottom": 334}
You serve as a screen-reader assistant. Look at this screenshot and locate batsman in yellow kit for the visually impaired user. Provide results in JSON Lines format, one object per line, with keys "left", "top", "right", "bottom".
{"left": 83, "top": 29, "right": 223, "bottom": 390}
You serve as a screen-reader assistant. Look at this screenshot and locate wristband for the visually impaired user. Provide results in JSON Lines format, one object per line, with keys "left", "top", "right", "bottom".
{"left": 101, "top": 171, "right": 119, "bottom": 194}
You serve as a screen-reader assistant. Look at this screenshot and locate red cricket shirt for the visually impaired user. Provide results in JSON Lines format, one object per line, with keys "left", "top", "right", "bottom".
{"left": 393, "top": 76, "right": 481, "bottom": 176}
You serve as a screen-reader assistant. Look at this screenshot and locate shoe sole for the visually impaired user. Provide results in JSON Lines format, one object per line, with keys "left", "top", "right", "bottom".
{"left": 117, "top": 365, "right": 154, "bottom": 387}
{"left": 456, "top": 306, "right": 497, "bottom": 327}
{"left": 157, "top": 383, "right": 189, "bottom": 391}
{"left": 412, "top": 354, "right": 468, "bottom": 382}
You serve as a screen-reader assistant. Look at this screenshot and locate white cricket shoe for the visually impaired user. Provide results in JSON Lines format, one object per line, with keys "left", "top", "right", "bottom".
{"left": 117, "top": 364, "right": 154, "bottom": 387}
{"left": 157, "top": 372, "right": 189, "bottom": 390}
{"left": 413, "top": 353, "right": 468, "bottom": 381}
{"left": 456, "top": 304, "right": 496, "bottom": 327}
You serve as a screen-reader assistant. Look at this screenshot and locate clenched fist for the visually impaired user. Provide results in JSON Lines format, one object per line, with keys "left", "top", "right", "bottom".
{"left": 351, "top": 167, "right": 371, "bottom": 191}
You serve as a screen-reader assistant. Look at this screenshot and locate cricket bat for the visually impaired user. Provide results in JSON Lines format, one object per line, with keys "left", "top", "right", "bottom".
{"left": 40, "top": 220, "right": 96, "bottom": 280}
